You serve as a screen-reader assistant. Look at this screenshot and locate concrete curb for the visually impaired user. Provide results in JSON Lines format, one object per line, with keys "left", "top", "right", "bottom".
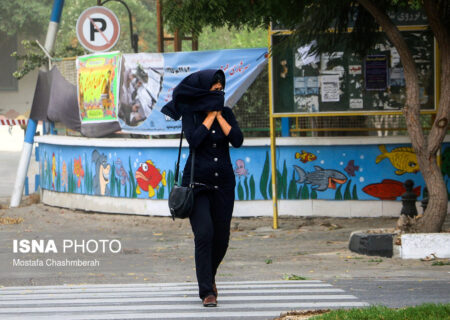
{"left": 348, "top": 229, "right": 397, "bottom": 258}
{"left": 398, "top": 233, "right": 450, "bottom": 259}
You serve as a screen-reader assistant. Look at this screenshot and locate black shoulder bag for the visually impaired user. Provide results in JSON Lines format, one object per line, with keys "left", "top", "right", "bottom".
{"left": 168, "top": 129, "right": 195, "bottom": 220}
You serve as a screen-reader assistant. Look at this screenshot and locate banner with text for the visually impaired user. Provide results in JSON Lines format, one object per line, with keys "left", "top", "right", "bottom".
{"left": 118, "top": 48, "right": 268, "bottom": 135}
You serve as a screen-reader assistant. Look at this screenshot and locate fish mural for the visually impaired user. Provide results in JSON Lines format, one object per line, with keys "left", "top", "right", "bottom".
{"left": 295, "top": 150, "right": 317, "bottom": 163}
{"left": 52, "top": 153, "right": 56, "bottom": 190}
{"left": 61, "top": 161, "right": 68, "bottom": 190}
{"left": 363, "top": 179, "right": 421, "bottom": 200}
{"left": 37, "top": 141, "right": 449, "bottom": 201}
{"left": 294, "top": 165, "right": 347, "bottom": 191}
{"left": 74, "top": 156, "right": 84, "bottom": 188}
{"left": 135, "top": 160, "right": 167, "bottom": 198}
{"left": 344, "top": 160, "right": 359, "bottom": 177}
{"left": 234, "top": 159, "right": 248, "bottom": 177}
{"left": 115, "top": 158, "right": 129, "bottom": 185}
{"left": 92, "top": 150, "right": 111, "bottom": 196}
{"left": 376, "top": 145, "right": 419, "bottom": 175}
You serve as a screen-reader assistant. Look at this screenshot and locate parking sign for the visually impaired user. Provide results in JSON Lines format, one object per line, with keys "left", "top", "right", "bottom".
{"left": 76, "top": 6, "right": 120, "bottom": 52}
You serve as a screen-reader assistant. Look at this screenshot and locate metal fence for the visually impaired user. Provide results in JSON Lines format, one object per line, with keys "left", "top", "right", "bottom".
{"left": 54, "top": 60, "right": 433, "bottom": 138}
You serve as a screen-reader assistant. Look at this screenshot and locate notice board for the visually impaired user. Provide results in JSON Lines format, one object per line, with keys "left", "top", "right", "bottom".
{"left": 272, "top": 29, "right": 435, "bottom": 114}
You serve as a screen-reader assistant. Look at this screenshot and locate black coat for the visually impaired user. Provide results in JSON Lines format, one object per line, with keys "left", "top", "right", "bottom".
{"left": 181, "top": 106, "right": 243, "bottom": 191}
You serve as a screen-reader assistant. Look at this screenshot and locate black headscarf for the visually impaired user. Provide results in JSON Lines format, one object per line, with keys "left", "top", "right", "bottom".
{"left": 161, "top": 69, "right": 226, "bottom": 121}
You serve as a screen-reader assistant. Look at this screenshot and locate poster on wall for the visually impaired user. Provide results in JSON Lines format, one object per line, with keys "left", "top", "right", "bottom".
{"left": 364, "top": 54, "right": 388, "bottom": 91}
{"left": 119, "top": 48, "right": 268, "bottom": 135}
{"left": 76, "top": 51, "right": 121, "bottom": 123}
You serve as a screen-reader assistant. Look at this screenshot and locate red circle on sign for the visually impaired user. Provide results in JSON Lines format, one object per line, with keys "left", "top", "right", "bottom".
{"left": 76, "top": 6, "right": 120, "bottom": 52}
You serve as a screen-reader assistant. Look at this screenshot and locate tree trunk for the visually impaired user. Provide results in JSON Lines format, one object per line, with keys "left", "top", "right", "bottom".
{"left": 358, "top": 0, "right": 448, "bottom": 232}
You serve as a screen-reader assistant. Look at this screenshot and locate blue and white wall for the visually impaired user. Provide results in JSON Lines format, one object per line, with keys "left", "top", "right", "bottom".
{"left": 35, "top": 135, "right": 450, "bottom": 217}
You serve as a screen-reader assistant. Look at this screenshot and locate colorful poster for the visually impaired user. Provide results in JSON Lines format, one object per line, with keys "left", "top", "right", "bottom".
{"left": 76, "top": 51, "right": 121, "bottom": 123}
{"left": 118, "top": 48, "right": 268, "bottom": 135}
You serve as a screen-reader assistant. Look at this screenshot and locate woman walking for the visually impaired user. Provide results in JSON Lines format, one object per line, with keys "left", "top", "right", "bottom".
{"left": 162, "top": 69, "right": 243, "bottom": 307}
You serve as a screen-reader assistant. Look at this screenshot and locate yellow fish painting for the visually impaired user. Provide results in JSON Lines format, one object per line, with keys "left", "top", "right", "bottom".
{"left": 295, "top": 150, "right": 317, "bottom": 163}
{"left": 375, "top": 145, "right": 419, "bottom": 175}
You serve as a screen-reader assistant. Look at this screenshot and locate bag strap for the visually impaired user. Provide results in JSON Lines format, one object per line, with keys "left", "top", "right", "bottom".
{"left": 174, "top": 114, "right": 196, "bottom": 187}
{"left": 174, "top": 131, "right": 183, "bottom": 185}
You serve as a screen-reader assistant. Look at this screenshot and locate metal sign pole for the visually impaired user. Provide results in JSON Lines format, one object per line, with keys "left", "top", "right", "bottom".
{"left": 268, "top": 25, "right": 279, "bottom": 229}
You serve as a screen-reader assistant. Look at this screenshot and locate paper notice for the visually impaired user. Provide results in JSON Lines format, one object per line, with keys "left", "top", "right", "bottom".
{"left": 350, "top": 98, "right": 363, "bottom": 109}
{"left": 349, "top": 65, "right": 362, "bottom": 75}
{"left": 320, "top": 75, "right": 340, "bottom": 102}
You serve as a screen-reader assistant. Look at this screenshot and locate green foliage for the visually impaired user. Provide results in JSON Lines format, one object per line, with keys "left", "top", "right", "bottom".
{"left": 167, "top": 169, "right": 175, "bottom": 193}
{"left": 11, "top": 41, "right": 48, "bottom": 80}
{"left": 243, "top": 176, "right": 249, "bottom": 200}
{"left": 84, "top": 153, "right": 92, "bottom": 195}
{"left": 128, "top": 156, "right": 137, "bottom": 198}
{"left": 282, "top": 274, "right": 307, "bottom": 280}
{"left": 311, "top": 189, "right": 317, "bottom": 199}
{"left": 0, "top": 1, "right": 50, "bottom": 37}
{"left": 56, "top": 167, "right": 60, "bottom": 192}
{"left": 268, "top": 177, "right": 272, "bottom": 199}
{"left": 311, "top": 304, "right": 450, "bottom": 320}
{"left": 344, "top": 180, "right": 352, "bottom": 200}
{"left": 287, "top": 170, "right": 297, "bottom": 199}
{"left": 260, "top": 151, "right": 270, "bottom": 200}
{"left": 163, "top": 0, "right": 449, "bottom": 59}
{"left": 249, "top": 175, "right": 256, "bottom": 200}
{"left": 157, "top": 186, "right": 165, "bottom": 199}
{"left": 281, "top": 160, "right": 287, "bottom": 199}
{"left": 67, "top": 161, "right": 72, "bottom": 193}
{"left": 237, "top": 180, "right": 244, "bottom": 200}
{"left": 110, "top": 163, "right": 116, "bottom": 196}
{"left": 352, "top": 184, "right": 359, "bottom": 200}
{"left": 300, "top": 183, "right": 309, "bottom": 200}
{"left": 197, "top": 26, "right": 266, "bottom": 51}
{"left": 432, "top": 260, "right": 450, "bottom": 266}
{"left": 335, "top": 184, "right": 343, "bottom": 200}
{"left": 9, "top": 0, "right": 157, "bottom": 78}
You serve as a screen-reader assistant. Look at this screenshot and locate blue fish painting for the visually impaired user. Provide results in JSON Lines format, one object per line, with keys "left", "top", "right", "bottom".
{"left": 115, "top": 158, "right": 129, "bottom": 185}
{"left": 294, "top": 165, "right": 347, "bottom": 191}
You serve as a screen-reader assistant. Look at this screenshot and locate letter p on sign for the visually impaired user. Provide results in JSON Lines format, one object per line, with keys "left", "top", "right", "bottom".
{"left": 76, "top": 6, "right": 120, "bottom": 52}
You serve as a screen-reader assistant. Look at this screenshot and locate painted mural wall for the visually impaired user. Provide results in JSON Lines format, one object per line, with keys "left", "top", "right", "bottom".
{"left": 38, "top": 142, "right": 450, "bottom": 201}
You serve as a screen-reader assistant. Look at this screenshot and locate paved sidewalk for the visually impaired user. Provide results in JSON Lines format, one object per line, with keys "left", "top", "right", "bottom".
{"left": 0, "top": 199, "right": 449, "bottom": 287}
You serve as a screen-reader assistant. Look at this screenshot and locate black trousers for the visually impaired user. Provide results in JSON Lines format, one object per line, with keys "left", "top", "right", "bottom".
{"left": 189, "top": 188, "right": 234, "bottom": 299}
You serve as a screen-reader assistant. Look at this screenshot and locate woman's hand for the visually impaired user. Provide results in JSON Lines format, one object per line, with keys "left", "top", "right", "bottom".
{"left": 216, "top": 110, "right": 231, "bottom": 136}
{"left": 202, "top": 111, "right": 217, "bottom": 130}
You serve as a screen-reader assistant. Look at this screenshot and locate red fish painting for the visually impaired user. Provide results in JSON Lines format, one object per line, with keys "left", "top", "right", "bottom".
{"left": 362, "top": 179, "right": 421, "bottom": 200}
{"left": 73, "top": 156, "right": 84, "bottom": 188}
{"left": 295, "top": 150, "right": 317, "bottom": 163}
{"left": 135, "top": 160, "right": 167, "bottom": 198}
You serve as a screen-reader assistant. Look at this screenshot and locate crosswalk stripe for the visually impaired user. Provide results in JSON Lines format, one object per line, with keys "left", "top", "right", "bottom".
{"left": 0, "top": 294, "right": 359, "bottom": 305}
{"left": 0, "top": 301, "right": 370, "bottom": 313}
{"left": 0, "top": 288, "right": 346, "bottom": 300}
{"left": 0, "top": 280, "right": 323, "bottom": 291}
{"left": 0, "top": 283, "right": 332, "bottom": 294}
{"left": 0, "top": 280, "right": 369, "bottom": 320}
{"left": 2, "top": 311, "right": 306, "bottom": 320}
